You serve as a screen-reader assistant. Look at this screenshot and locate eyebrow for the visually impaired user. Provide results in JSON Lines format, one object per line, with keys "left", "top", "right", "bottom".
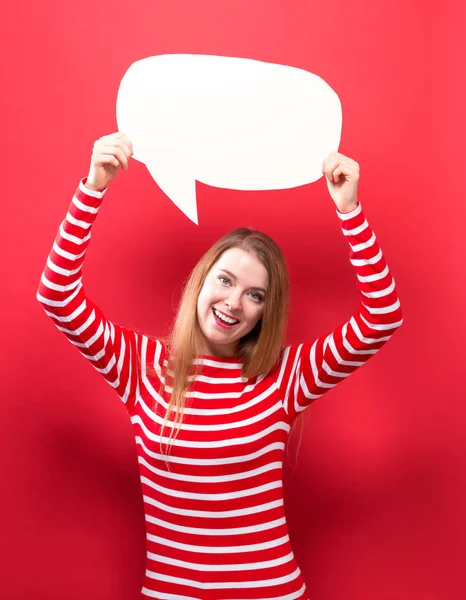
{"left": 218, "top": 269, "right": 267, "bottom": 294}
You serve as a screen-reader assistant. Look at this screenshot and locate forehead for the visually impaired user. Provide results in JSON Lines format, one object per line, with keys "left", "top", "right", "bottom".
{"left": 213, "top": 248, "right": 268, "bottom": 289}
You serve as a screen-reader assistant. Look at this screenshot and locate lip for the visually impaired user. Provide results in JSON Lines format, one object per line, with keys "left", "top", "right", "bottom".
{"left": 212, "top": 307, "right": 240, "bottom": 328}
{"left": 213, "top": 307, "right": 238, "bottom": 320}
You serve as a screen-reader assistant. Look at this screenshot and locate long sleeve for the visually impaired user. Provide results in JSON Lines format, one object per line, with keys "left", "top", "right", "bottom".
{"left": 277, "top": 201, "right": 403, "bottom": 421}
{"left": 37, "top": 178, "right": 140, "bottom": 411}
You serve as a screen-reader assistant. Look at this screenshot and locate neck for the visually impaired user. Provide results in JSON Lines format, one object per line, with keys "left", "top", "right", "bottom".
{"left": 200, "top": 338, "right": 239, "bottom": 358}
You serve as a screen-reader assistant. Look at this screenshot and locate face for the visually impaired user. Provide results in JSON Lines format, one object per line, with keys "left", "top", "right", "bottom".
{"left": 196, "top": 248, "right": 268, "bottom": 358}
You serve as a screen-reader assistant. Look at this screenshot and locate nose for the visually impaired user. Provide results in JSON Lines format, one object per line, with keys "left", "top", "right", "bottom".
{"left": 224, "top": 290, "right": 242, "bottom": 313}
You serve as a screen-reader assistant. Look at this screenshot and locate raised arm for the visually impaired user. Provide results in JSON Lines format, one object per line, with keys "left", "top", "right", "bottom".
{"left": 277, "top": 152, "right": 403, "bottom": 420}
{"left": 36, "top": 133, "right": 141, "bottom": 410}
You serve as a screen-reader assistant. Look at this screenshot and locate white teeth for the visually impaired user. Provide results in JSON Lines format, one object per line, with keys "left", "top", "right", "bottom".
{"left": 214, "top": 308, "right": 238, "bottom": 324}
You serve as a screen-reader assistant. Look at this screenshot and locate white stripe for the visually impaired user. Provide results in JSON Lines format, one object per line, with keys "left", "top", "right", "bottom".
{"left": 361, "top": 277, "right": 395, "bottom": 298}
{"left": 78, "top": 320, "right": 103, "bottom": 347}
{"left": 121, "top": 339, "right": 133, "bottom": 402}
{"left": 357, "top": 264, "right": 389, "bottom": 282}
{"left": 181, "top": 385, "right": 270, "bottom": 400}
{"left": 145, "top": 512, "right": 286, "bottom": 537}
{"left": 53, "top": 240, "right": 86, "bottom": 261}
{"left": 349, "top": 231, "right": 376, "bottom": 253}
{"left": 167, "top": 372, "right": 249, "bottom": 384}
{"left": 138, "top": 454, "right": 282, "bottom": 484}
{"left": 109, "top": 320, "right": 116, "bottom": 343}
{"left": 139, "top": 373, "right": 277, "bottom": 416}
{"left": 360, "top": 313, "right": 403, "bottom": 331}
{"left": 138, "top": 393, "right": 283, "bottom": 432}
{"left": 350, "top": 248, "right": 383, "bottom": 267}
{"left": 310, "top": 341, "right": 335, "bottom": 389}
{"left": 132, "top": 415, "right": 290, "bottom": 449}
{"left": 66, "top": 212, "right": 92, "bottom": 229}
{"left": 193, "top": 357, "right": 243, "bottom": 369}
{"left": 146, "top": 532, "right": 289, "bottom": 554}
{"left": 276, "top": 346, "right": 291, "bottom": 390}
{"left": 36, "top": 282, "right": 81, "bottom": 308}
{"left": 141, "top": 584, "right": 306, "bottom": 600}
{"left": 323, "top": 335, "right": 329, "bottom": 352}
{"left": 136, "top": 435, "right": 285, "bottom": 468}
{"left": 40, "top": 272, "right": 81, "bottom": 293}
{"left": 362, "top": 299, "right": 400, "bottom": 315}
{"left": 350, "top": 316, "right": 392, "bottom": 343}
{"left": 145, "top": 566, "right": 300, "bottom": 590}
{"left": 141, "top": 474, "right": 282, "bottom": 501}
{"left": 342, "top": 218, "right": 368, "bottom": 236}
{"left": 92, "top": 352, "right": 116, "bottom": 375}
{"left": 322, "top": 360, "right": 351, "bottom": 379}
{"left": 140, "top": 583, "right": 306, "bottom": 600}
{"left": 78, "top": 179, "right": 107, "bottom": 199}
{"left": 142, "top": 493, "right": 283, "bottom": 519}
{"left": 299, "top": 374, "right": 322, "bottom": 403}
{"left": 283, "top": 344, "right": 302, "bottom": 414}
{"left": 229, "top": 583, "right": 306, "bottom": 600}
{"left": 146, "top": 549, "right": 293, "bottom": 572}
{"left": 83, "top": 320, "right": 112, "bottom": 362}
{"left": 59, "top": 223, "right": 91, "bottom": 245}
{"left": 82, "top": 346, "right": 106, "bottom": 362}
{"left": 336, "top": 203, "right": 362, "bottom": 220}
{"left": 161, "top": 357, "right": 244, "bottom": 371}
{"left": 151, "top": 338, "right": 166, "bottom": 383}
{"left": 47, "top": 256, "right": 81, "bottom": 276}
{"left": 141, "top": 588, "right": 200, "bottom": 600}
{"left": 328, "top": 333, "right": 364, "bottom": 367}
{"left": 43, "top": 298, "right": 87, "bottom": 323}
{"left": 55, "top": 310, "right": 98, "bottom": 338}
{"left": 115, "top": 324, "right": 126, "bottom": 377}
{"left": 140, "top": 337, "right": 277, "bottom": 414}
{"left": 293, "top": 360, "right": 301, "bottom": 413}
{"left": 341, "top": 323, "right": 378, "bottom": 355}
{"left": 65, "top": 323, "right": 104, "bottom": 350}
{"left": 72, "top": 195, "right": 100, "bottom": 214}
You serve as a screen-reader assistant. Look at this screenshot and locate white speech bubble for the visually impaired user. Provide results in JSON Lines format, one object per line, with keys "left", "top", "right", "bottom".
{"left": 116, "top": 54, "right": 342, "bottom": 224}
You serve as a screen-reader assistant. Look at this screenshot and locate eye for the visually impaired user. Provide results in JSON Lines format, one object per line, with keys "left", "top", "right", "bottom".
{"left": 218, "top": 276, "right": 231, "bottom": 285}
{"left": 249, "top": 292, "right": 264, "bottom": 302}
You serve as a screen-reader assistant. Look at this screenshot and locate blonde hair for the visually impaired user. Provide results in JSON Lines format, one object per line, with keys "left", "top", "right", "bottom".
{"left": 152, "top": 228, "right": 304, "bottom": 469}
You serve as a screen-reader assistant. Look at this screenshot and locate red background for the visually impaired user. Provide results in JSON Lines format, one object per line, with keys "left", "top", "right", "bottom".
{"left": 2, "top": 1, "right": 465, "bottom": 598}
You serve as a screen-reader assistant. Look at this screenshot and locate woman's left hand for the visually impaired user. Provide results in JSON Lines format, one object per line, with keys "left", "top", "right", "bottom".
{"left": 322, "top": 151, "right": 360, "bottom": 212}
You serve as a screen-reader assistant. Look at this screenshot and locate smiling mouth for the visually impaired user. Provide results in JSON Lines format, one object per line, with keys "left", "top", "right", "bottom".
{"left": 212, "top": 307, "right": 240, "bottom": 327}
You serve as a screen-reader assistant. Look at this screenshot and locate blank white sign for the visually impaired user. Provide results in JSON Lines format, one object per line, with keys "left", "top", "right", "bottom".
{"left": 116, "top": 54, "right": 342, "bottom": 224}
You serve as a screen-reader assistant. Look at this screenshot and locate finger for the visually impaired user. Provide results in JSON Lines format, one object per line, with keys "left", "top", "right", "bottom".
{"left": 322, "top": 153, "right": 360, "bottom": 181}
{"left": 119, "top": 133, "right": 134, "bottom": 155}
{"left": 99, "top": 133, "right": 134, "bottom": 156}
{"left": 97, "top": 153, "right": 121, "bottom": 169}
{"left": 110, "top": 140, "right": 132, "bottom": 160}
{"left": 322, "top": 151, "right": 339, "bottom": 169}
{"left": 332, "top": 166, "right": 343, "bottom": 183}
{"left": 101, "top": 138, "right": 132, "bottom": 160}
{"left": 333, "top": 153, "right": 360, "bottom": 174}
{"left": 334, "top": 159, "right": 360, "bottom": 181}
{"left": 323, "top": 152, "right": 356, "bottom": 168}
{"left": 100, "top": 145, "right": 129, "bottom": 170}
{"left": 111, "top": 133, "right": 134, "bottom": 156}
{"left": 323, "top": 159, "right": 339, "bottom": 182}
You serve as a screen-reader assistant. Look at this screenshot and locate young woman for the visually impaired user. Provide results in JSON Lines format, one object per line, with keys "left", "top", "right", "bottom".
{"left": 37, "top": 132, "right": 403, "bottom": 600}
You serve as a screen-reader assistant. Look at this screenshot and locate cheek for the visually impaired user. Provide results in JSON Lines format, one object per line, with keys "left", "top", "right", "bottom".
{"left": 246, "top": 305, "right": 264, "bottom": 327}
{"left": 197, "top": 290, "right": 206, "bottom": 317}
{"left": 197, "top": 283, "right": 212, "bottom": 314}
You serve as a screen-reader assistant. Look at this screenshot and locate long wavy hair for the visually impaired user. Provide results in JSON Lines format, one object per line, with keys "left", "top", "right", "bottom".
{"left": 153, "top": 227, "right": 305, "bottom": 469}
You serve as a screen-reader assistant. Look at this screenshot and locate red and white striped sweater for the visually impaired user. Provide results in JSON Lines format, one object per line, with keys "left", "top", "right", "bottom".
{"left": 37, "top": 179, "right": 403, "bottom": 600}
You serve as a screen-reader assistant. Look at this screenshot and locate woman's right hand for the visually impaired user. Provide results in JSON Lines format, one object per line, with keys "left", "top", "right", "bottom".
{"left": 85, "top": 132, "right": 134, "bottom": 192}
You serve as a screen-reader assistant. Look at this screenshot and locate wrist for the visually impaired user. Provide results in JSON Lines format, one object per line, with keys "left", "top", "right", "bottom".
{"left": 337, "top": 201, "right": 359, "bottom": 213}
{"left": 84, "top": 177, "right": 107, "bottom": 193}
